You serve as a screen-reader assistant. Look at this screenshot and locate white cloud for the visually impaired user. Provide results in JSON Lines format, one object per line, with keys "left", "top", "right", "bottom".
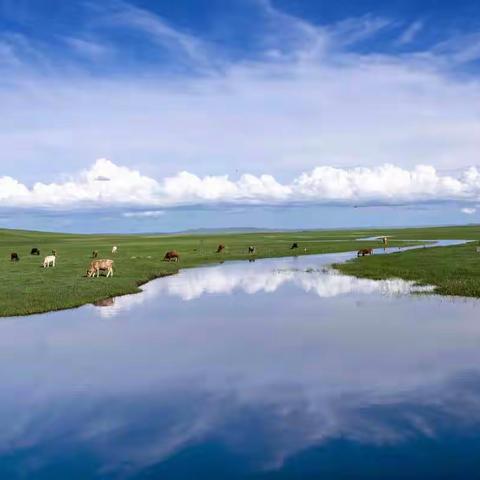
{"left": 396, "top": 21, "right": 423, "bottom": 45}
{"left": 101, "top": 0, "right": 210, "bottom": 66}
{"left": 64, "top": 36, "right": 112, "bottom": 60}
{"left": 461, "top": 207, "right": 476, "bottom": 215}
{"left": 2, "top": 158, "right": 480, "bottom": 210}
{"left": 123, "top": 210, "right": 165, "bottom": 218}
{"left": 0, "top": 3, "right": 479, "bottom": 184}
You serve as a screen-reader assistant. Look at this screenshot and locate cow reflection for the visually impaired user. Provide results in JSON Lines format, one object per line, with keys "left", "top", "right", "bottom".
{"left": 94, "top": 297, "right": 116, "bottom": 307}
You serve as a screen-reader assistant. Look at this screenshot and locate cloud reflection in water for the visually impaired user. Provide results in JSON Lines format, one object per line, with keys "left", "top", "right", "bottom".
{"left": 96, "top": 257, "right": 434, "bottom": 318}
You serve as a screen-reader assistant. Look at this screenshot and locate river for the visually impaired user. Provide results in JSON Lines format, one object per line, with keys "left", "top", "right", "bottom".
{"left": 0, "top": 240, "right": 478, "bottom": 479}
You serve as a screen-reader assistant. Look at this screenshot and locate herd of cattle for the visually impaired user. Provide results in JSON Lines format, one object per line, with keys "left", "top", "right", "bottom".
{"left": 9, "top": 245, "right": 120, "bottom": 278}
{"left": 8, "top": 239, "right": 382, "bottom": 278}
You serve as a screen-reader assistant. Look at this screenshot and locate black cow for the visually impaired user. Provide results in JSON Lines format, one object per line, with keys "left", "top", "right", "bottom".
{"left": 10, "top": 252, "right": 19, "bottom": 262}
{"left": 30, "top": 248, "right": 40, "bottom": 255}
{"left": 92, "top": 250, "right": 98, "bottom": 258}
{"left": 290, "top": 242, "right": 299, "bottom": 249}
{"left": 248, "top": 246, "right": 256, "bottom": 254}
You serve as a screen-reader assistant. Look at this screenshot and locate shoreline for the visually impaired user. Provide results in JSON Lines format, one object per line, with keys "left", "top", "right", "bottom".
{"left": 3, "top": 238, "right": 467, "bottom": 320}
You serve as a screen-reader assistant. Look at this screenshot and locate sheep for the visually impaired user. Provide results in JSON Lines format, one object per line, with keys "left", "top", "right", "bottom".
{"left": 112, "top": 246, "right": 118, "bottom": 254}
{"left": 87, "top": 259, "right": 114, "bottom": 278}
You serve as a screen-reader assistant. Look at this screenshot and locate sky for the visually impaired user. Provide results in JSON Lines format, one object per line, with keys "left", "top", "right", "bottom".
{"left": 1, "top": 0, "right": 480, "bottom": 232}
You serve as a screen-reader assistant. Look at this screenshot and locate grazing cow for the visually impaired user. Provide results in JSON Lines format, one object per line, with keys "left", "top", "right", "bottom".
{"left": 30, "top": 248, "right": 40, "bottom": 255}
{"left": 290, "top": 242, "right": 299, "bottom": 249}
{"left": 87, "top": 259, "right": 114, "bottom": 278}
{"left": 43, "top": 254, "right": 56, "bottom": 268}
{"left": 164, "top": 250, "right": 180, "bottom": 262}
{"left": 10, "top": 252, "right": 19, "bottom": 262}
{"left": 216, "top": 244, "right": 225, "bottom": 253}
{"left": 112, "top": 246, "right": 118, "bottom": 254}
{"left": 92, "top": 250, "right": 98, "bottom": 258}
{"left": 248, "top": 246, "right": 256, "bottom": 254}
{"left": 357, "top": 248, "right": 374, "bottom": 257}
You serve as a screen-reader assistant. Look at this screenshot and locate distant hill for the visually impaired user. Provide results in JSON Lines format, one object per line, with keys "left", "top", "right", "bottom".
{"left": 175, "top": 227, "right": 285, "bottom": 235}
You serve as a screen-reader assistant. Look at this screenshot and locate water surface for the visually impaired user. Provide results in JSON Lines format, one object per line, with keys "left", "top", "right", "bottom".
{"left": 1, "top": 242, "right": 479, "bottom": 479}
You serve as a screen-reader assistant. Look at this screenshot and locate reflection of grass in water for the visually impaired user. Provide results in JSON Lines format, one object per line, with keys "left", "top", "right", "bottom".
{"left": 1, "top": 224, "right": 479, "bottom": 316}
{"left": 274, "top": 267, "right": 324, "bottom": 273}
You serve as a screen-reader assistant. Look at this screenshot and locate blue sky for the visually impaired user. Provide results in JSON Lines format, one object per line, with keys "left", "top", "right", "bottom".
{"left": 1, "top": 0, "right": 480, "bottom": 232}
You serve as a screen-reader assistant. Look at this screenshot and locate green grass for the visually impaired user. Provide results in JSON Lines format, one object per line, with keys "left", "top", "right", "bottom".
{"left": 1, "top": 224, "right": 480, "bottom": 317}
{"left": 332, "top": 224, "right": 480, "bottom": 298}
{"left": 335, "top": 242, "right": 480, "bottom": 298}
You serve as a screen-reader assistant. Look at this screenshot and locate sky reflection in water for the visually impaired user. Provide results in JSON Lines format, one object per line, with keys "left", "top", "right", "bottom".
{"left": 0, "top": 250, "right": 479, "bottom": 478}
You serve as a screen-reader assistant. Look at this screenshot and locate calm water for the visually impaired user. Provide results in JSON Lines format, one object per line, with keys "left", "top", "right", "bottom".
{"left": 1, "top": 242, "right": 480, "bottom": 479}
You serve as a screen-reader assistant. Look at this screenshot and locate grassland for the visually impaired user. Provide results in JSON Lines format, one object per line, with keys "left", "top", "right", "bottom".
{"left": 336, "top": 240, "right": 480, "bottom": 297}
{"left": 1, "top": 224, "right": 480, "bottom": 317}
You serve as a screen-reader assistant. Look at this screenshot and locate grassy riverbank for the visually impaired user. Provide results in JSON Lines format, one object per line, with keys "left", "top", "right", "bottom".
{"left": 336, "top": 241, "right": 480, "bottom": 297}
{"left": 332, "top": 225, "right": 480, "bottom": 298}
{"left": 1, "top": 227, "right": 424, "bottom": 317}
{"left": 1, "top": 225, "right": 479, "bottom": 316}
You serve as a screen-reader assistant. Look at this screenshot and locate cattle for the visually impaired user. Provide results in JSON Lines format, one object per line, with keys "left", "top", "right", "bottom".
{"left": 248, "top": 246, "right": 256, "bottom": 254}
{"left": 216, "top": 244, "right": 225, "bottom": 253}
{"left": 112, "top": 246, "right": 118, "bottom": 254}
{"left": 92, "top": 250, "right": 98, "bottom": 258}
{"left": 87, "top": 259, "right": 114, "bottom": 278}
{"left": 30, "top": 248, "right": 40, "bottom": 255}
{"left": 51, "top": 249, "right": 57, "bottom": 256}
{"left": 290, "top": 242, "right": 299, "bottom": 249}
{"left": 357, "top": 248, "right": 374, "bottom": 257}
{"left": 10, "top": 252, "right": 19, "bottom": 262}
{"left": 164, "top": 250, "right": 180, "bottom": 262}
{"left": 381, "top": 236, "right": 388, "bottom": 246}
{"left": 43, "top": 254, "right": 56, "bottom": 268}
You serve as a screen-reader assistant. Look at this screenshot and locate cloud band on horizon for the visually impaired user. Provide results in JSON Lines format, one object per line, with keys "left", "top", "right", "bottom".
{"left": 1, "top": 158, "right": 479, "bottom": 211}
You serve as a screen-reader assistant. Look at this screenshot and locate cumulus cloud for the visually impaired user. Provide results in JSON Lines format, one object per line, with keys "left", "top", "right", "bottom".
{"left": 1, "top": 158, "right": 480, "bottom": 210}
{"left": 461, "top": 207, "right": 476, "bottom": 215}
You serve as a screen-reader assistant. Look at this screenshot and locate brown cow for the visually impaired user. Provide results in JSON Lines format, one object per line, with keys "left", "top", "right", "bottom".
{"left": 357, "top": 248, "right": 374, "bottom": 257}
{"left": 216, "top": 244, "right": 225, "bottom": 253}
{"left": 164, "top": 250, "right": 180, "bottom": 262}
{"left": 10, "top": 252, "right": 19, "bottom": 262}
{"left": 87, "top": 259, "right": 114, "bottom": 278}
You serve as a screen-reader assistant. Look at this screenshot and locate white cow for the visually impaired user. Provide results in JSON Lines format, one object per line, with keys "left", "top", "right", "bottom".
{"left": 43, "top": 255, "right": 56, "bottom": 268}
{"left": 112, "top": 246, "right": 118, "bottom": 254}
